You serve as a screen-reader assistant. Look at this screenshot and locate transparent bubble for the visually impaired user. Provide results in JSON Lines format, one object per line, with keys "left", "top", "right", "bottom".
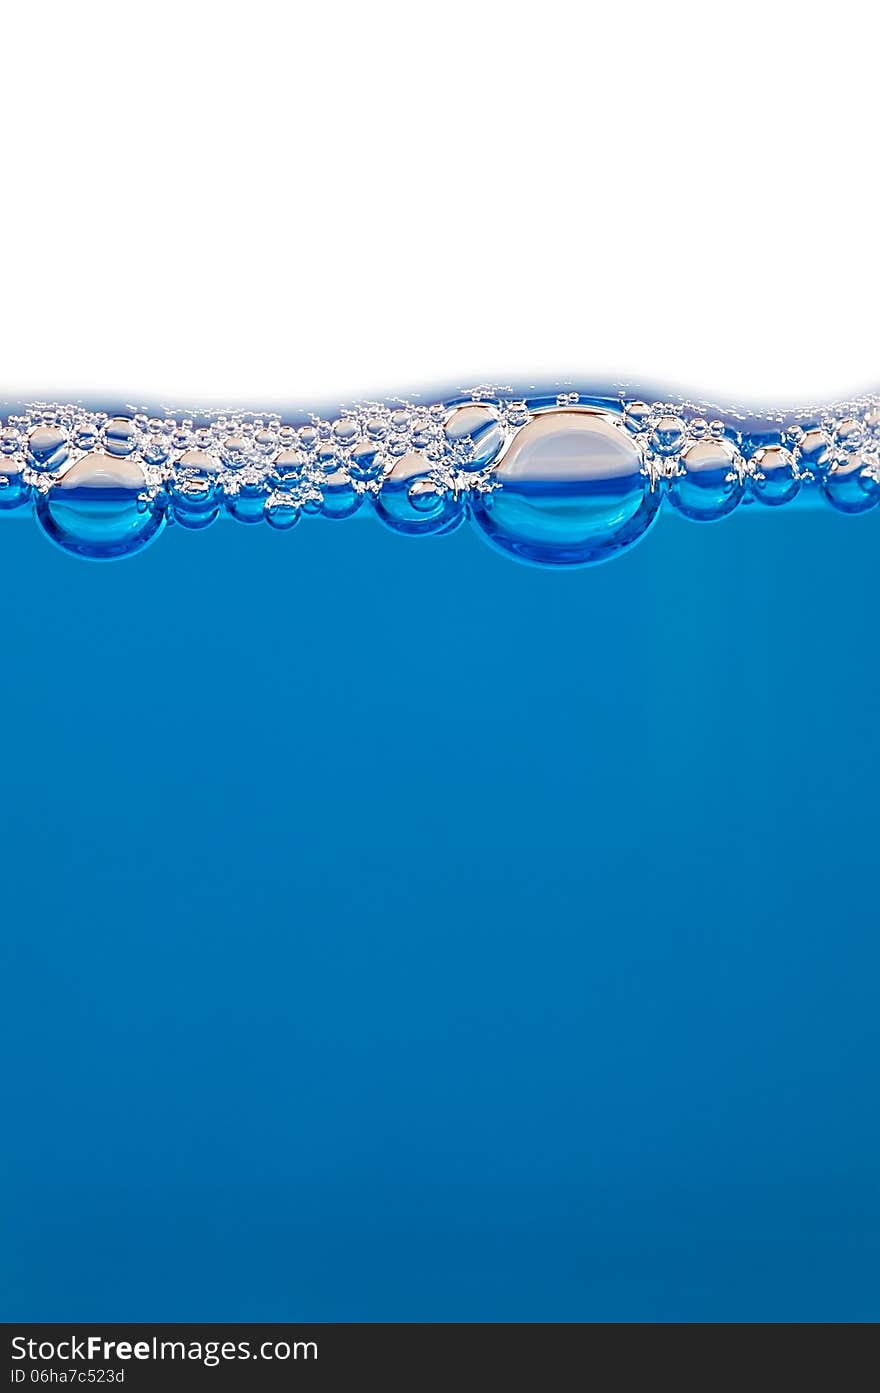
{"left": 225, "top": 482, "right": 268, "bottom": 524}
{"left": 333, "top": 418, "right": 359, "bottom": 446}
{"left": 73, "top": 424, "right": 99, "bottom": 452}
{"left": 797, "top": 429, "right": 832, "bottom": 480}
{"left": 750, "top": 445, "right": 800, "bottom": 507}
{"left": 265, "top": 496, "right": 300, "bottom": 530}
{"left": 104, "top": 416, "right": 138, "bottom": 457}
{"left": 320, "top": 468, "right": 363, "bottom": 520}
{"left": 175, "top": 448, "right": 220, "bottom": 478}
{"left": 835, "top": 418, "right": 864, "bottom": 452}
{"left": 28, "top": 425, "right": 69, "bottom": 472}
{"left": 443, "top": 404, "right": 505, "bottom": 470}
{"left": 374, "top": 452, "right": 463, "bottom": 536}
{"left": 142, "top": 433, "right": 170, "bottom": 466}
{"left": 36, "top": 453, "right": 164, "bottom": 559}
{"left": 347, "top": 438, "right": 381, "bottom": 480}
{"left": 668, "top": 439, "right": 743, "bottom": 521}
{"left": 0, "top": 464, "right": 29, "bottom": 511}
{"left": 623, "top": 401, "right": 652, "bottom": 433}
{"left": 170, "top": 471, "right": 219, "bottom": 530}
{"left": 272, "top": 448, "right": 304, "bottom": 490}
{"left": 822, "top": 453, "right": 880, "bottom": 514}
{"left": 471, "top": 409, "right": 658, "bottom": 567}
{"left": 221, "top": 433, "right": 250, "bottom": 468}
{"left": 651, "top": 415, "right": 686, "bottom": 456}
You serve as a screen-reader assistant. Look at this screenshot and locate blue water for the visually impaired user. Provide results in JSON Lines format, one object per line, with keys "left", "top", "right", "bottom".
{"left": 1, "top": 506, "right": 879, "bottom": 1321}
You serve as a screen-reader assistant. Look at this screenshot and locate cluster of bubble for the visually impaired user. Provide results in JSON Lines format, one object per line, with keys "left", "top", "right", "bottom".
{"left": 1, "top": 387, "right": 878, "bottom": 565}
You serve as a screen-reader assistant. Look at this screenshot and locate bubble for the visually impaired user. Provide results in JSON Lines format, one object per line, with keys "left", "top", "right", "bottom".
{"left": 651, "top": 415, "right": 685, "bottom": 456}
{"left": 254, "top": 428, "right": 278, "bottom": 453}
{"left": 36, "top": 453, "right": 163, "bottom": 559}
{"left": 374, "top": 452, "right": 463, "bottom": 536}
{"left": 333, "top": 417, "right": 359, "bottom": 446}
{"left": 273, "top": 448, "right": 304, "bottom": 489}
{"left": 347, "top": 438, "right": 381, "bottom": 480}
{"left": 668, "top": 439, "right": 743, "bottom": 521}
{"left": 265, "top": 496, "right": 300, "bottom": 530}
{"left": 0, "top": 464, "right": 29, "bottom": 511}
{"left": 226, "top": 482, "right": 268, "bottom": 524}
{"left": 623, "top": 401, "right": 652, "bottom": 432}
{"left": 443, "top": 404, "right": 505, "bottom": 469}
{"left": 750, "top": 445, "right": 800, "bottom": 506}
{"left": 170, "top": 467, "right": 219, "bottom": 530}
{"left": 320, "top": 468, "right": 363, "bottom": 520}
{"left": 471, "top": 409, "right": 658, "bottom": 567}
{"left": 73, "top": 423, "right": 99, "bottom": 452}
{"left": 104, "top": 416, "right": 138, "bottom": 457}
{"left": 176, "top": 448, "right": 220, "bottom": 477}
{"left": 822, "top": 453, "right": 880, "bottom": 514}
{"left": 834, "top": 418, "right": 864, "bottom": 452}
{"left": 28, "top": 425, "right": 69, "bottom": 472}
{"left": 142, "top": 433, "right": 170, "bottom": 466}
{"left": 797, "top": 429, "right": 832, "bottom": 480}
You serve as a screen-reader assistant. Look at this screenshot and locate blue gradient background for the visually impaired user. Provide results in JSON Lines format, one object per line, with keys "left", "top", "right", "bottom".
{"left": 1, "top": 504, "right": 878, "bottom": 1321}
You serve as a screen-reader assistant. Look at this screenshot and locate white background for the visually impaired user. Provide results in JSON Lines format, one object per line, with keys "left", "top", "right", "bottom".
{"left": 1, "top": 1, "right": 877, "bottom": 406}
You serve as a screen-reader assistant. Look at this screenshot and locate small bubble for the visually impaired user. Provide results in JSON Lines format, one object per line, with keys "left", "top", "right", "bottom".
{"left": 651, "top": 415, "right": 685, "bottom": 457}
{"left": 750, "top": 445, "right": 800, "bottom": 506}
{"left": 797, "top": 428, "right": 832, "bottom": 479}
{"left": 668, "top": 440, "right": 743, "bottom": 521}
{"left": 265, "top": 496, "right": 300, "bottom": 530}
{"left": 226, "top": 482, "right": 268, "bottom": 524}
{"left": 321, "top": 468, "right": 363, "bottom": 520}
{"left": 443, "top": 404, "right": 505, "bottom": 470}
{"left": 221, "top": 433, "right": 250, "bottom": 468}
{"left": 822, "top": 452, "right": 880, "bottom": 514}
{"left": 273, "top": 448, "right": 303, "bottom": 488}
{"left": 835, "top": 418, "right": 864, "bottom": 452}
{"left": 348, "top": 438, "right": 381, "bottom": 480}
{"left": 28, "top": 425, "right": 69, "bottom": 472}
{"left": 104, "top": 416, "right": 138, "bottom": 457}
{"left": 332, "top": 418, "right": 359, "bottom": 445}
{"left": 374, "top": 452, "right": 462, "bottom": 536}
{"left": 623, "top": 401, "right": 652, "bottom": 432}
{"left": 0, "top": 463, "right": 29, "bottom": 511}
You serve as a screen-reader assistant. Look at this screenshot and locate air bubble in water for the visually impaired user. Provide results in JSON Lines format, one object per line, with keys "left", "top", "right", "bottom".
{"left": 668, "top": 439, "right": 743, "bottom": 521}
{"left": 226, "top": 483, "right": 269, "bottom": 524}
{"left": 28, "top": 425, "right": 69, "bottom": 472}
{"left": 443, "top": 404, "right": 505, "bottom": 469}
{"left": 822, "top": 453, "right": 880, "bottom": 514}
{"left": 265, "top": 497, "right": 300, "bottom": 530}
{"left": 750, "top": 445, "right": 800, "bottom": 506}
{"left": 374, "top": 452, "right": 463, "bottom": 535}
{"left": 36, "top": 453, "right": 163, "bottom": 559}
{"left": 0, "top": 463, "right": 28, "bottom": 511}
{"left": 797, "top": 429, "right": 832, "bottom": 479}
{"left": 171, "top": 450, "right": 221, "bottom": 529}
{"left": 651, "top": 415, "right": 686, "bottom": 456}
{"left": 104, "top": 417, "right": 138, "bottom": 457}
{"left": 471, "top": 409, "right": 658, "bottom": 566}
{"left": 320, "top": 468, "right": 363, "bottom": 520}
